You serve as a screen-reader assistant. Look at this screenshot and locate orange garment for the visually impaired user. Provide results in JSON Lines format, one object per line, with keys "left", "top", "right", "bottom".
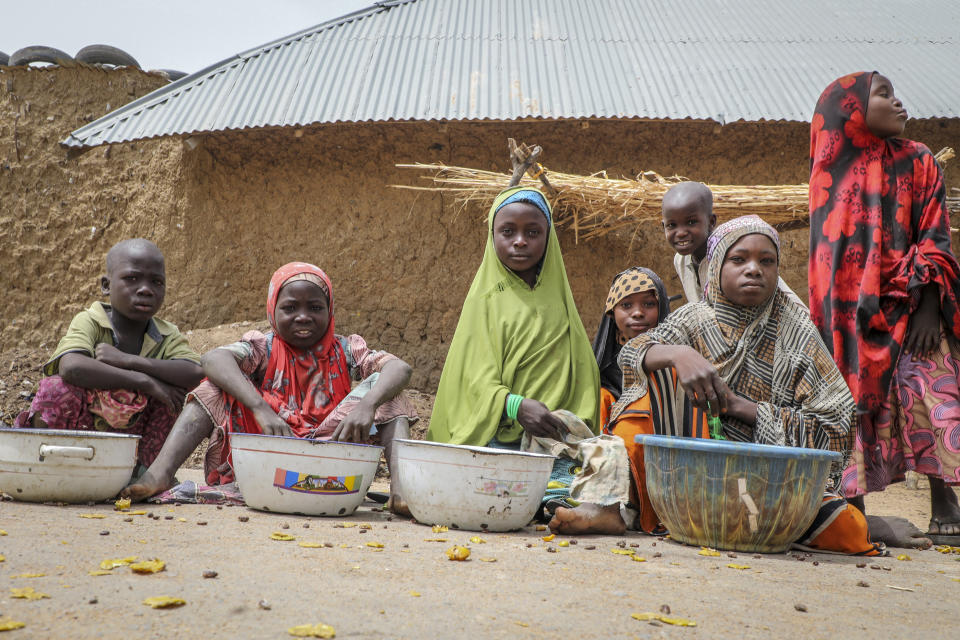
{"left": 604, "top": 369, "right": 709, "bottom": 534}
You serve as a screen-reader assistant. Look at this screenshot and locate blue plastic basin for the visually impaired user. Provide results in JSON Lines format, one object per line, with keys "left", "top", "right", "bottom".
{"left": 636, "top": 434, "right": 841, "bottom": 553}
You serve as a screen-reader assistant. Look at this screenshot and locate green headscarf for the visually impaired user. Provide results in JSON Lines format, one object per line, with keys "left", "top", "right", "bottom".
{"left": 427, "top": 186, "right": 600, "bottom": 446}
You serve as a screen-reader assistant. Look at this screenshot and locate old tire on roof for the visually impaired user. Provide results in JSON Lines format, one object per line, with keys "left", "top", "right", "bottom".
{"left": 75, "top": 44, "right": 140, "bottom": 68}
{"left": 0, "top": 51, "right": 9, "bottom": 66}
{"left": 9, "top": 46, "right": 74, "bottom": 67}
{"left": 156, "top": 68, "right": 188, "bottom": 81}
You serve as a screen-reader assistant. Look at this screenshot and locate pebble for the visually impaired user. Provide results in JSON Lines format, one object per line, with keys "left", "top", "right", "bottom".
{"left": 794, "top": 604, "right": 807, "bottom": 612}
{"left": 202, "top": 570, "right": 218, "bottom": 579}
{"left": 303, "top": 523, "right": 310, "bottom": 529}
{"left": 147, "top": 512, "right": 154, "bottom": 518}
{"left": 402, "top": 543, "right": 409, "bottom": 548}
{"left": 629, "top": 543, "right": 639, "bottom": 548}
{"left": 584, "top": 545, "right": 596, "bottom": 550}
{"left": 857, "top": 581, "right": 870, "bottom": 587}
{"left": 165, "top": 516, "right": 174, "bottom": 520}
{"left": 856, "top": 563, "right": 867, "bottom": 568}
{"left": 870, "top": 565, "right": 882, "bottom": 570}
{"left": 258, "top": 599, "right": 271, "bottom": 610}
{"left": 323, "top": 542, "right": 333, "bottom": 548}
{"left": 123, "top": 517, "right": 133, "bottom": 523}
{"left": 569, "top": 540, "right": 578, "bottom": 545}
{"left": 197, "top": 521, "right": 207, "bottom": 526}
{"left": 659, "top": 604, "right": 671, "bottom": 614}
{"left": 653, "top": 552, "right": 662, "bottom": 558}
{"left": 238, "top": 516, "right": 249, "bottom": 523}
{"left": 216, "top": 505, "right": 223, "bottom": 510}
{"left": 280, "top": 523, "right": 290, "bottom": 530}
{"left": 651, "top": 541, "right": 657, "bottom": 547}
{"left": 88, "top": 597, "right": 98, "bottom": 605}
{"left": 753, "top": 554, "right": 762, "bottom": 559}
{"left": 812, "top": 561, "right": 819, "bottom": 566}
{"left": 99, "top": 530, "right": 109, "bottom": 536}
{"left": 525, "top": 543, "right": 533, "bottom": 548}
{"left": 616, "top": 540, "right": 627, "bottom": 548}
{"left": 359, "top": 529, "right": 367, "bottom": 534}
{"left": 546, "top": 546, "right": 556, "bottom": 553}
{"left": 727, "top": 553, "right": 737, "bottom": 558}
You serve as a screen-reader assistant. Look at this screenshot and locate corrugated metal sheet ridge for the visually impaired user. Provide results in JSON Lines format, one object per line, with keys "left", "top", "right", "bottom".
{"left": 63, "top": 0, "right": 960, "bottom": 149}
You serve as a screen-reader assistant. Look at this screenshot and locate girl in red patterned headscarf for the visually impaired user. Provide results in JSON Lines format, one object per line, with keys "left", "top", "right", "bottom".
{"left": 809, "top": 72, "right": 960, "bottom": 545}
{"left": 123, "top": 262, "right": 417, "bottom": 511}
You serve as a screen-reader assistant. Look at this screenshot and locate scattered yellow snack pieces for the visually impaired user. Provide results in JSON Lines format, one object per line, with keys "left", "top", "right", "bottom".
{"left": 130, "top": 560, "right": 166, "bottom": 574}
{"left": 100, "top": 556, "right": 138, "bottom": 570}
{"left": 611, "top": 549, "right": 635, "bottom": 556}
{"left": 557, "top": 541, "right": 570, "bottom": 548}
{"left": 469, "top": 536, "right": 486, "bottom": 544}
{"left": 10, "top": 587, "right": 49, "bottom": 600}
{"left": 631, "top": 556, "right": 646, "bottom": 563}
{"left": 365, "top": 542, "right": 384, "bottom": 548}
{"left": 698, "top": 547, "right": 722, "bottom": 557}
{"left": 0, "top": 555, "right": 4, "bottom": 562}
{"left": 335, "top": 523, "right": 357, "bottom": 528}
{"left": 446, "top": 546, "right": 471, "bottom": 561}
{"left": 935, "top": 545, "right": 960, "bottom": 554}
{"left": 287, "top": 623, "right": 336, "bottom": 638}
{"left": 79, "top": 514, "right": 106, "bottom": 519}
{"left": 632, "top": 612, "right": 696, "bottom": 626}
{"left": 177, "top": 518, "right": 187, "bottom": 523}
{"left": 541, "top": 534, "right": 556, "bottom": 542}
{"left": 298, "top": 542, "right": 323, "bottom": 549}
{"left": 727, "top": 564, "right": 751, "bottom": 570}
{"left": 129, "top": 510, "right": 148, "bottom": 516}
{"left": 114, "top": 497, "right": 131, "bottom": 511}
{"left": 897, "top": 554, "right": 912, "bottom": 561}
{"left": 270, "top": 533, "right": 296, "bottom": 541}
{"left": 88, "top": 570, "right": 112, "bottom": 576}
{"left": 10, "top": 573, "right": 45, "bottom": 578}
{"left": 409, "top": 591, "right": 421, "bottom": 597}
{"left": 535, "top": 525, "right": 547, "bottom": 531}
{"left": 431, "top": 525, "right": 448, "bottom": 533}
{"left": 424, "top": 538, "right": 448, "bottom": 542}
{"left": 0, "top": 530, "right": 7, "bottom": 535}
{"left": 515, "top": 622, "right": 530, "bottom": 628}
{"left": 0, "top": 619, "right": 26, "bottom": 632}
{"left": 479, "top": 558, "right": 497, "bottom": 563}
{"left": 142, "top": 596, "right": 186, "bottom": 609}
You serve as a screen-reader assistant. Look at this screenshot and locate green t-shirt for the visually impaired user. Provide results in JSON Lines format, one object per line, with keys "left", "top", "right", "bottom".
{"left": 43, "top": 301, "right": 200, "bottom": 376}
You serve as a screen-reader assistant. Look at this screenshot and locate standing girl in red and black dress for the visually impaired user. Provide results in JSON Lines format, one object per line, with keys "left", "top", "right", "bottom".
{"left": 809, "top": 71, "right": 960, "bottom": 547}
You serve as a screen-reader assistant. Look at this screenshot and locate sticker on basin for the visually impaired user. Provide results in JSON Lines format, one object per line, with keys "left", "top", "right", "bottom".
{"left": 273, "top": 469, "right": 362, "bottom": 495}
{"left": 475, "top": 477, "right": 530, "bottom": 497}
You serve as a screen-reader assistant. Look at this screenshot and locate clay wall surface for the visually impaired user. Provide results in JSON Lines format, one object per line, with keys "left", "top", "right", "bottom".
{"left": 1, "top": 66, "right": 183, "bottom": 349}
{"left": 3, "top": 67, "right": 958, "bottom": 389}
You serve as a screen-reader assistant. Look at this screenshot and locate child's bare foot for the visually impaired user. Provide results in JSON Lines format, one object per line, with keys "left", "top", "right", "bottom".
{"left": 549, "top": 503, "right": 625, "bottom": 535}
{"left": 121, "top": 470, "right": 174, "bottom": 502}
{"left": 928, "top": 477, "right": 960, "bottom": 542}
{"left": 865, "top": 515, "right": 932, "bottom": 549}
{"left": 387, "top": 494, "right": 412, "bottom": 518}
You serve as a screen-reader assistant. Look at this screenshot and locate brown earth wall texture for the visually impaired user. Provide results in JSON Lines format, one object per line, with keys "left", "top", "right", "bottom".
{"left": 3, "top": 67, "right": 959, "bottom": 389}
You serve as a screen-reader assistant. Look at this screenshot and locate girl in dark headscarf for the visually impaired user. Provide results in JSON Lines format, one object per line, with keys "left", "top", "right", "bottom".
{"left": 809, "top": 72, "right": 960, "bottom": 545}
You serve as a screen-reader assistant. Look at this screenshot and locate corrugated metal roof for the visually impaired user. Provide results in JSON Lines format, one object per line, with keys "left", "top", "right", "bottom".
{"left": 62, "top": 0, "right": 960, "bottom": 150}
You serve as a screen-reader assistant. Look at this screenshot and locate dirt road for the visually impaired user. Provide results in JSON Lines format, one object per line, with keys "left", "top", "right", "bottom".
{"left": 1, "top": 469, "right": 957, "bottom": 639}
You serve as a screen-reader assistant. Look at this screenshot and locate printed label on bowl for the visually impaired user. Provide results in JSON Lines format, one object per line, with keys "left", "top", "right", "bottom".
{"left": 273, "top": 468, "right": 362, "bottom": 495}
{"left": 475, "top": 477, "right": 530, "bottom": 497}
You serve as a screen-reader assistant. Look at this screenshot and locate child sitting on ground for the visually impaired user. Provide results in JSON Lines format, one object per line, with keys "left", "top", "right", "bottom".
{"left": 14, "top": 239, "right": 204, "bottom": 472}
{"left": 662, "top": 182, "right": 716, "bottom": 303}
{"left": 578, "top": 267, "right": 709, "bottom": 535}
{"left": 122, "top": 262, "right": 417, "bottom": 513}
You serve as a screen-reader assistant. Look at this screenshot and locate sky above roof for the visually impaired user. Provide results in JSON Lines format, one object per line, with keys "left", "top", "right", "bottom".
{"left": 1, "top": 0, "right": 369, "bottom": 73}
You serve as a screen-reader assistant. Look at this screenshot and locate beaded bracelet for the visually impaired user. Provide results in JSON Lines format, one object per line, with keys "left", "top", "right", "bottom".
{"left": 505, "top": 394, "right": 524, "bottom": 421}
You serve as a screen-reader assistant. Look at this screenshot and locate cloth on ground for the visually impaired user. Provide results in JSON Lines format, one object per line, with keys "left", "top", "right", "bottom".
{"left": 13, "top": 375, "right": 175, "bottom": 467}
{"left": 427, "top": 186, "right": 600, "bottom": 447}
{"left": 148, "top": 480, "right": 244, "bottom": 505}
{"left": 808, "top": 71, "right": 960, "bottom": 495}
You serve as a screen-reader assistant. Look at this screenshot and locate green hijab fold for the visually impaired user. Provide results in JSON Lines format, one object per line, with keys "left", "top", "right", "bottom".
{"left": 427, "top": 187, "right": 600, "bottom": 446}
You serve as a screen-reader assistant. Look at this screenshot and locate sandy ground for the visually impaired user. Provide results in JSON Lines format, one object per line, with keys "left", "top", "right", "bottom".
{"left": 0, "top": 468, "right": 958, "bottom": 640}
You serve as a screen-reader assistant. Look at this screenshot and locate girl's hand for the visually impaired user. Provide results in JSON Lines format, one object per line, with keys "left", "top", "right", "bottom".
{"left": 905, "top": 284, "right": 941, "bottom": 359}
{"left": 332, "top": 402, "right": 376, "bottom": 444}
{"left": 252, "top": 406, "right": 294, "bottom": 437}
{"left": 672, "top": 347, "right": 730, "bottom": 416}
{"left": 516, "top": 399, "right": 565, "bottom": 440}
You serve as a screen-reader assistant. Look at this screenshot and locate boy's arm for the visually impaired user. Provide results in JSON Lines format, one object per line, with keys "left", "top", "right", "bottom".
{"left": 59, "top": 352, "right": 183, "bottom": 410}
{"left": 202, "top": 348, "right": 293, "bottom": 437}
{"left": 95, "top": 343, "right": 204, "bottom": 390}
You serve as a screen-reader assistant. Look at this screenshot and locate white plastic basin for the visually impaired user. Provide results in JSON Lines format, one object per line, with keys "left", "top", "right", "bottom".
{"left": 0, "top": 428, "right": 140, "bottom": 503}
{"left": 394, "top": 439, "right": 555, "bottom": 532}
{"left": 231, "top": 433, "right": 383, "bottom": 516}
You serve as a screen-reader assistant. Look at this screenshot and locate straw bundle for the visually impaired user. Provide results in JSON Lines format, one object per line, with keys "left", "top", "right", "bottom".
{"left": 396, "top": 163, "right": 809, "bottom": 241}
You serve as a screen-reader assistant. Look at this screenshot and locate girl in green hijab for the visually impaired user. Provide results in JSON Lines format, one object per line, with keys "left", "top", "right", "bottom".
{"left": 428, "top": 186, "right": 600, "bottom": 450}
